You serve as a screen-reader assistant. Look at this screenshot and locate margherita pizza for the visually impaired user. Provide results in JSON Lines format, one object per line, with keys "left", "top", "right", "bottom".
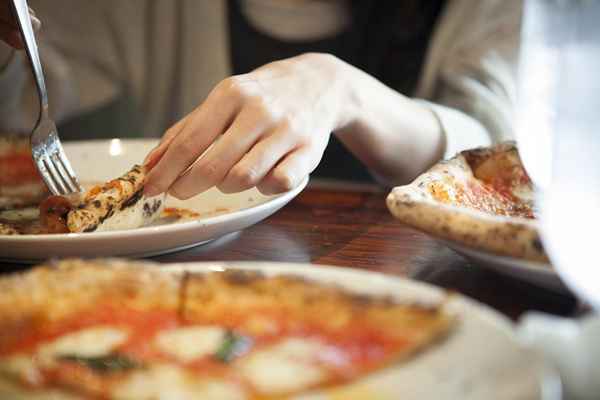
{"left": 0, "top": 259, "right": 453, "bottom": 399}
{"left": 387, "top": 142, "right": 547, "bottom": 262}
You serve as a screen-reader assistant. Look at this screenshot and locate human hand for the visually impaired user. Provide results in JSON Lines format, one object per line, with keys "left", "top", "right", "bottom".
{"left": 144, "top": 53, "right": 352, "bottom": 198}
{"left": 0, "top": 1, "right": 40, "bottom": 49}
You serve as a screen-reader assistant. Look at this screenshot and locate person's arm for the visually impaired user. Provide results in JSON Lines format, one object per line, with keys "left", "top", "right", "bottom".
{"left": 144, "top": 53, "right": 445, "bottom": 198}
{"left": 333, "top": 61, "right": 444, "bottom": 186}
{"left": 0, "top": 0, "right": 121, "bottom": 134}
{"left": 414, "top": 0, "right": 522, "bottom": 156}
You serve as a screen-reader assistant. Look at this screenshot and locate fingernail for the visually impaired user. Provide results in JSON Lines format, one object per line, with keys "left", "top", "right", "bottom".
{"left": 143, "top": 148, "right": 156, "bottom": 165}
{"left": 144, "top": 148, "right": 164, "bottom": 170}
{"left": 31, "top": 16, "right": 41, "bottom": 31}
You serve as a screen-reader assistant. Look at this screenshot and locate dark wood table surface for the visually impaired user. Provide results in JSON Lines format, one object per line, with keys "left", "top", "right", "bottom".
{"left": 154, "top": 181, "right": 578, "bottom": 321}
{"left": 2, "top": 182, "right": 579, "bottom": 321}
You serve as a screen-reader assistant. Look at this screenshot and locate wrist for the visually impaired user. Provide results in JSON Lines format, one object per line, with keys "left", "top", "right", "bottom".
{"left": 329, "top": 56, "right": 361, "bottom": 132}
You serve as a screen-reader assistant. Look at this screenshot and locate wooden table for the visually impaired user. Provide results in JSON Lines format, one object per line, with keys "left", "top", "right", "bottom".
{"left": 154, "top": 182, "right": 578, "bottom": 321}
{"left": 1, "top": 182, "right": 578, "bottom": 321}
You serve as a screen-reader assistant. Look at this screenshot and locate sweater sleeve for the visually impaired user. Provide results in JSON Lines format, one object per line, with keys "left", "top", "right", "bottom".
{"left": 415, "top": 0, "right": 522, "bottom": 158}
{"left": 0, "top": 1, "right": 122, "bottom": 135}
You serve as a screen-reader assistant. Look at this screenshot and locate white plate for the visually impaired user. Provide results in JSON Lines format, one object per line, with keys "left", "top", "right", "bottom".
{"left": 441, "top": 240, "right": 568, "bottom": 293}
{"left": 159, "top": 261, "right": 557, "bottom": 400}
{"left": 0, "top": 139, "right": 307, "bottom": 262}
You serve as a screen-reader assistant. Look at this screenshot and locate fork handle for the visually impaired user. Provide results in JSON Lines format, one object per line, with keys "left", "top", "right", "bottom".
{"left": 10, "top": 0, "right": 48, "bottom": 117}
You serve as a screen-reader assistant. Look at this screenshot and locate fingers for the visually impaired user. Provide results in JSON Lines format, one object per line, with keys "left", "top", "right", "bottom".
{"left": 168, "top": 107, "right": 275, "bottom": 199}
{"left": 0, "top": 5, "right": 41, "bottom": 49}
{"left": 217, "top": 129, "right": 296, "bottom": 194}
{"left": 257, "top": 145, "right": 321, "bottom": 195}
{"left": 143, "top": 112, "right": 191, "bottom": 169}
{"left": 143, "top": 86, "right": 240, "bottom": 197}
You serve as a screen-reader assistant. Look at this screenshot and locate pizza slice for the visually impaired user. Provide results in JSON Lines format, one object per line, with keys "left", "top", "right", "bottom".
{"left": 0, "top": 259, "right": 454, "bottom": 399}
{"left": 1, "top": 165, "right": 165, "bottom": 234}
{"left": 387, "top": 142, "right": 547, "bottom": 262}
{"left": 43, "top": 164, "right": 164, "bottom": 233}
{"left": 0, "top": 135, "right": 47, "bottom": 211}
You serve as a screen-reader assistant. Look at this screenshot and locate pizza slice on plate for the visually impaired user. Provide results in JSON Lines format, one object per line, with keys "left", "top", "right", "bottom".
{"left": 0, "top": 259, "right": 453, "bottom": 399}
{"left": 387, "top": 142, "right": 547, "bottom": 262}
{"left": 42, "top": 164, "right": 164, "bottom": 233}
{"left": 0, "top": 164, "right": 165, "bottom": 235}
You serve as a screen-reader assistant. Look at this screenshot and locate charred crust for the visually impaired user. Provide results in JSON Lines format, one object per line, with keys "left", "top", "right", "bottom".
{"left": 143, "top": 203, "right": 151, "bottom": 218}
{"left": 99, "top": 205, "right": 114, "bottom": 224}
{"left": 152, "top": 199, "right": 162, "bottom": 214}
{"left": 143, "top": 199, "right": 162, "bottom": 218}
{"left": 532, "top": 236, "right": 544, "bottom": 252}
{"left": 222, "top": 270, "right": 264, "bottom": 285}
{"left": 120, "top": 189, "right": 143, "bottom": 210}
{"left": 178, "top": 271, "right": 191, "bottom": 323}
{"left": 83, "top": 224, "right": 98, "bottom": 232}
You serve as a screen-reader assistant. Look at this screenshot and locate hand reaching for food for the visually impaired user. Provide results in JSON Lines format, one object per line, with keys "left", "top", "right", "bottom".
{"left": 144, "top": 52, "right": 443, "bottom": 198}
{"left": 143, "top": 53, "right": 351, "bottom": 198}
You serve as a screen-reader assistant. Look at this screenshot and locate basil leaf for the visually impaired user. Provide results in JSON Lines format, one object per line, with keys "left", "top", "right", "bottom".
{"left": 214, "top": 330, "right": 252, "bottom": 363}
{"left": 58, "top": 354, "right": 142, "bottom": 373}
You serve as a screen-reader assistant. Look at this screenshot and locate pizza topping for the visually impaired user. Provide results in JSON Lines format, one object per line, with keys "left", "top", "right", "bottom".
{"left": 0, "top": 152, "right": 41, "bottom": 186}
{"left": 236, "top": 337, "right": 329, "bottom": 395}
{"left": 58, "top": 353, "right": 142, "bottom": 373}
{"left": 214, "top": 330, "right": 252, "bottom": 363}
{"left": 39, "top": 195, "right": 73, "bottom": 233}
{"left": 37, "top": 326, "right": 129, "bottom": 365}
{"left": 0, "top": 262, "right": 453, "bottom": 398}
{"left": 154, "top": 326, "right": 226, "bottom": 363}
{"left": 111, "top": 364, "right": 245, "bottom": 400}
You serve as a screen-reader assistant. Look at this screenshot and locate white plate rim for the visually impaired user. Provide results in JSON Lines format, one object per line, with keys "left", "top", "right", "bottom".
{"left": 0, "top": 179, "right": 307, "bottom": 243}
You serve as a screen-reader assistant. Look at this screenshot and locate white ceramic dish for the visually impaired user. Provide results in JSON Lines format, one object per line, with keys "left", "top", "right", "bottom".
{"left": 441, "top": 241, "right": 567, "bottom": 293}
{"left": 0, "top": 139, "right": 307, "bottom": 262}
{"left": 158, "top": 261, "right": 557, "bottom": 400}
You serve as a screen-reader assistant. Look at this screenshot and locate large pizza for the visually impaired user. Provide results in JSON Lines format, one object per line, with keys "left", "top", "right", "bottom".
{"left": 387, "top": 142, "right": 547, "bottom": 262}
{"left": 0, "top": 259, "right": 453, "bottom": 399}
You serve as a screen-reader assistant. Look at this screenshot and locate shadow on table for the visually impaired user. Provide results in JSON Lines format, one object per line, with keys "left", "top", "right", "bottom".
{"left": 410, "top": 245, "right": 579, "bottom": 321}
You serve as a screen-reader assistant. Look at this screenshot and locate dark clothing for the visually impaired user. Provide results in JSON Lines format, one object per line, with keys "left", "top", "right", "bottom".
{"left": 228, "top": 0, "right": 446, "bottom": 182}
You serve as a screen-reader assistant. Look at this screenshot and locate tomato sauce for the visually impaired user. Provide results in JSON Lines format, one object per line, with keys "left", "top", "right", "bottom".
{"left": 0, "top": 153, "right": 41, "bottom": 186}
{"left": 3, "top": 303, "right": 413, "bottom": 397}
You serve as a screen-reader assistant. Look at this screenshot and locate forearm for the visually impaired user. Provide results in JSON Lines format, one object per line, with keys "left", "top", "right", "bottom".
{"left": 334, "top": 58, "right": 444, "bottom": 186}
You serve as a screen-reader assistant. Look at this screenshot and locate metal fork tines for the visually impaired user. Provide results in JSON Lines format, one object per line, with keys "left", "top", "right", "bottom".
{"left": 31, "top": 123, "right": 82, "bottom": 195}
{"left": 11, "top": 0, "right": 81, "bottom": 195}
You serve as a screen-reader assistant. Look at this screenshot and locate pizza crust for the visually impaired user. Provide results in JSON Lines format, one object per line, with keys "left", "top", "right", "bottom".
{"left": 387, "top": 142, "right": 548, "bottom": 263}
{"left": 67, "top": 165, "right": 165, "bottom": 233}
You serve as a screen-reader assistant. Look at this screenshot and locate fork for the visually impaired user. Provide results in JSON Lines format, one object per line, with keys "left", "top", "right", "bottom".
{"left": 10, "top": 0, "right": 82, "bottom": 195}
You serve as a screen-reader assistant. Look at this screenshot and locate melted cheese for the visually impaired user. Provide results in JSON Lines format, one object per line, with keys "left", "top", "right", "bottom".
{"left": 111, "top": 364, "right": 244, "bottom": 400}
{"left": 0, "top": 207, "right": 38, "bottom": 222}
{"left": 154, "top": 326, "right": 225, "bottom": 363}
{"left": 237, "top": 337, "right": 328, "bottom": 395}
{"left": 37, "top": 326, "right": 128, "bottom": 366}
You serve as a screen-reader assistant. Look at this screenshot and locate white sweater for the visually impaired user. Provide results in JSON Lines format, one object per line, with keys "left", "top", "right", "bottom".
{"left": 0, "top": 0, "right": 521, "bottom": 158}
